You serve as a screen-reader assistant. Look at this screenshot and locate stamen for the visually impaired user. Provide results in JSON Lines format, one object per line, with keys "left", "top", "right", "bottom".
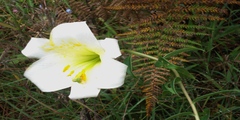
{"left": 80, "top": 72, "right": 87, "bottom": 83}
{"left": 73, "top": 70, "right": 87, "bottom": 83}
{"left": 67, "top": 70, "right": 74, "bottom": 76}
{"left": 63, "top": 65, "right": 70, "bottom": 72}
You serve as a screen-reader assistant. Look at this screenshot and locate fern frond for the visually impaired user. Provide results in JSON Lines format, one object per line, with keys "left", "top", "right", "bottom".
{"left": 108, "top": 0, "right": 239, "bottom": 116}
{"left": 141, "top": 66, "right": 170, "bottom": 116}
{"left": 177, "top": 0, "right": 240, "bottom": 5}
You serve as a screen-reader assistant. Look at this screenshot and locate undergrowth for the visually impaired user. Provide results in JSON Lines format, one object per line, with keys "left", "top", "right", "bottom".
{"left": 0, "top": 0, "right": 240, "bottom": 119}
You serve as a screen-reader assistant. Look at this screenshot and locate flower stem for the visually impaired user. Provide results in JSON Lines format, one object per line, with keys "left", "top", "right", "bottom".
{"left": 171, "top": 69, "right": 200, "bottom": 120}
{"left": 122, "top": 49, "right": 158, "bottom": 61}
{"left": 123, "top": 49, "right": 200, "bottom": 120}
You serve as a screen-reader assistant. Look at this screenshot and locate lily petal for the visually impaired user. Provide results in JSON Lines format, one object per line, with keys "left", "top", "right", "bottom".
{"left": 50, "top": 22, "right": 104, "bottom": 54}
{"left": 69, "top": 82, "right": 100, "bottom": 99}
{"left": 24, "top": 54, "right": 72, "bottom": 92}
{"left": 22, "top": 38, "right": 49, "bottom": 59}
{"left": 22, "top": 22, "right": 127, "bottom": 100}
{"left": 99, "top": 38, "right": 122, "bottom": 58}
{"left": 87, "top": 57, "right": 128, "bottom": 89}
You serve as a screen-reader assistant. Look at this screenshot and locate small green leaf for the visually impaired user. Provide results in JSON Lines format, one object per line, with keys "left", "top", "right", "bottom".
{"left": 155, "top": 57, "right": 194, "bottom": 79}
{"left": 155, "top": 57, "right": 178, "bottom": 69}
{"left": 193, "top": 89, "right": 240, "bottom": 103}
{"left": 200, "top": 108, "right": 210, "bottom": 120}
{"left": 176, "top": 67, "right": 195, "bottom": 79}
{"left": 185, "top": 64, "right": 199, "bottom": 70}
{"left": 229, "top": 46, "right": 240, "bottom": 60}
{"left": 226, "top": 70, "right": 232, "bottom": 82}
{"left": 124, "top": 56, "right": 136, "bottom": 78}
{"left": 165, "top": 112, "right": 193, "bottom": 120}
{"left": 62, "top": 0, "right": 71, "bottom": 8}
{"left": 164, "top": 47, "right": 204, "bottom": 59}
{"left": 163, "top": 77, "right": 181, "bottom": 95}
{"left": 99, "top": 18, "right": 117, "bottom": 36}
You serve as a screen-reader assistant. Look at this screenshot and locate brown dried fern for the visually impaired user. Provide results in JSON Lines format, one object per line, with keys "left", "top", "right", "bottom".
{"left": 108, "top": 0, "right": 238, "bottom": 116}
{"left": 141, "top": 66, "right": 170, "bottom": 116}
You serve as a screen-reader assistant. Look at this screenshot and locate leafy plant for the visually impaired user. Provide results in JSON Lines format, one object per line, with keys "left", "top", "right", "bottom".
{"left": 107, "top": 0, "right": 240, "bottom": 117}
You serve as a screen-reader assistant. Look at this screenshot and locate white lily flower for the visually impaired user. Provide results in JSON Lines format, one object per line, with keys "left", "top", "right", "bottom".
{"left": 22, "top": 22, "right": 127, "bottom": 99}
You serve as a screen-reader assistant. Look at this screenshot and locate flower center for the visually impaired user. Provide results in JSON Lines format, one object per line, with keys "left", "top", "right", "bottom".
{"left": 64, "top": 45, "right": 101, "bottom": 84}
{"left": 43, "top": 39, "right": 101, "bottom": 84}
{"left": 71, "top": 53, "right": 101, "bottom": 83}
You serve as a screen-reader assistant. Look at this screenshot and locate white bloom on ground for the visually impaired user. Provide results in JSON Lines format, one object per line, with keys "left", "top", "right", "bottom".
{"left": 22, "top": 22, "right": 127, "bottom": 99}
